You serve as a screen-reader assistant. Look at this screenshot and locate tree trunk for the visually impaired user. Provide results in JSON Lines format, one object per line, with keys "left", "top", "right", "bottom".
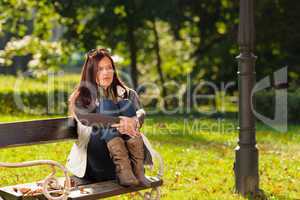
{"left": 125, "top": 2, "right": 138, "bottom": 90}
{"left": 127, "top": 28, "right": 138, "bottom": 89}
{"left": 152, "top": 19, "right": 168, "bottom": 109}
{"left": 183, "top": 11, "right": 222, "bottom": 111}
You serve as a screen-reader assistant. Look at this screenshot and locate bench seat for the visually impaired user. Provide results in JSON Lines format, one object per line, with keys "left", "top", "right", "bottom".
{"left": 0, "top": 117, "right": 163, "bottom": 200}
{"left": 0, "top": 176, "right": 162, "bottom": 200}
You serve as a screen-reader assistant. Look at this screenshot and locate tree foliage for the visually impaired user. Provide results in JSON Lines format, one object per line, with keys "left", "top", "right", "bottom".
{"left": 0, "top": 0, "right": 299, "bottom": 87}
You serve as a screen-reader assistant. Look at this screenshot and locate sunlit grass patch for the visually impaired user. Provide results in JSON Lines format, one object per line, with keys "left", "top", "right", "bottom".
{"left": 0, "top": 115, "right": 299, "bottom": 199}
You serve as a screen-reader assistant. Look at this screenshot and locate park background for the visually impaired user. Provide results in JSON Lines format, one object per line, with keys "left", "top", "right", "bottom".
{"left": 0, "top": 0, "right": 299, "bottom": 199}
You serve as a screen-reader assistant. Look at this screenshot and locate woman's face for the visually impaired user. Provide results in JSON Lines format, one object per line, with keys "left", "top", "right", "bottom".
{"left": 96, "top": 56, "right": 114, "bottom": 89}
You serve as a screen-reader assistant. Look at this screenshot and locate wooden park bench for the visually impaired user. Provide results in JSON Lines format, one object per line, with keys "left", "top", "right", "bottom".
{"left": 0, "top": 117, "right": 163, "bottom": 200}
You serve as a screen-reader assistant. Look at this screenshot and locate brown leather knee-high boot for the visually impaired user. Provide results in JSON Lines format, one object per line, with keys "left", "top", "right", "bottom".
{"left": 126, "top": 136, "right": 151, "bottom": 187}
{"left": 107, "top": 137, "right": 139, "bottom": 187}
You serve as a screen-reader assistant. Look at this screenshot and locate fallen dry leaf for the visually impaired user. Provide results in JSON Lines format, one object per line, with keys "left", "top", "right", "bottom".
{"left": 19, "top": 187, "right": 31, "bottom": 194}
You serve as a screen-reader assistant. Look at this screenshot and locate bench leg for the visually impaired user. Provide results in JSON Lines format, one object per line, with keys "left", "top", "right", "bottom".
{"left": 136, "top": 187, "right": 161, "bottom": 200}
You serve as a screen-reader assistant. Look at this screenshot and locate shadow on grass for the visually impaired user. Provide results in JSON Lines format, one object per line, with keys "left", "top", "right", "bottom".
{"left": 147, "top": 132, "right": 234, "bottom": 157}
{"left": 149, "top": 133, "right": 298, "bottom": 200}
{"left": 147, "top": 111, "right": 238, "bottom": 120}
{"left": 248, "top": 189, "right": 296, "bottom": 200}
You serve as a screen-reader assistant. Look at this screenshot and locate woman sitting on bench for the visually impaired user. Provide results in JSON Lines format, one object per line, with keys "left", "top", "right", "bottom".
{"left": 67, "top": 48, "right": 152, "bottom": 187}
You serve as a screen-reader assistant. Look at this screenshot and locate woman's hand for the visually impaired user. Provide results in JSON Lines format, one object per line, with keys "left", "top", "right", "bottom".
{"left": 111, "top": 116, "right": 140, "bottom": 137}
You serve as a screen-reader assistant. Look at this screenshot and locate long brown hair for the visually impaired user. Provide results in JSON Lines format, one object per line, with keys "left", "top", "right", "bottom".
{"left": 68, "top": 48, "right": 128, "bottom": 116}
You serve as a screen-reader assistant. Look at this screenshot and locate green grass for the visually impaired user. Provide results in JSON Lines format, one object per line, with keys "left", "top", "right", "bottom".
{"left": 0, "top": 73, "right": 79, "bottom": 93}
{"left": 0, "top": 114, "right": 299, "bottom": 199}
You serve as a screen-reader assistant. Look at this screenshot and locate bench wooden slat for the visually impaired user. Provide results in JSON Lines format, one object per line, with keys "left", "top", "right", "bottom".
{"left": 69, "top": 177, "right": 162, "bottom": 200}
{"left": 0, "top": 177, "right": 163, "bottom": 200}
{"left": 0, "top": 114, "right": 120, "bottom": 149}
{"left": 0, "top": 117, "right": 77, "bottom": 149}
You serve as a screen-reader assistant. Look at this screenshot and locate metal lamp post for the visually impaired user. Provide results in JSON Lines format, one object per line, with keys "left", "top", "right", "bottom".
{"left": 234, "top": 0, "right": 259, "bottom": 196}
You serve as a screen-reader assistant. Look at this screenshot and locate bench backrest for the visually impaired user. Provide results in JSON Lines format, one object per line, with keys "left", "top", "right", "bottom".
{"left": 0, "top": 117, "right": 77, "bottom": 149}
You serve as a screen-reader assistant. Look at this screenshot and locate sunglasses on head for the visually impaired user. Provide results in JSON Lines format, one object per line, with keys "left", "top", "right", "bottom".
{"left": 87, "top": 48, "right": 110, "bottom": 58}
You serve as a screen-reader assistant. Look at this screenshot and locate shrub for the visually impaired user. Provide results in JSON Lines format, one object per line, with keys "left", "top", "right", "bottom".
{"left": 255, "top": 89, "right": 300, "bottom": 123}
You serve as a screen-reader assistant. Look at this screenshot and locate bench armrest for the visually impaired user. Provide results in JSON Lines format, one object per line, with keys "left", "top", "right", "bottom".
{"left": 0, "top": 160, "right": 71, "bottom": 200}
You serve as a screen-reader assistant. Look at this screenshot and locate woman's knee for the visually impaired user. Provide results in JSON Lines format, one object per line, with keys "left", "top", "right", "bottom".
{"left": 117, "top": 99, "right": 136, "bottom": 117}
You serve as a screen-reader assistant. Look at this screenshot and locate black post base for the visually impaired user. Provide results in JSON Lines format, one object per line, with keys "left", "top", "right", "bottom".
{"left": 234, "top": 145, "right": 259, "bottom": 196}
